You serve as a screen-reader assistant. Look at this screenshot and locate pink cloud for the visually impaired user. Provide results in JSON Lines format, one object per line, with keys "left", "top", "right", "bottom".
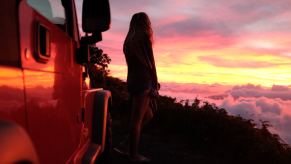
{"left": 282, "top": 116, "right": 291, "bottom": 143}
{"left": 256, "top": 98, "right": 281, "bottom": 115}
{"left": 220, "top": 97, "right": 259, "bottom": 119}
{"left": 229, "top": 84, "right": 291, "bottom": 100}
{"left": 160, "top": 82, "right": 231, "bottom": 100}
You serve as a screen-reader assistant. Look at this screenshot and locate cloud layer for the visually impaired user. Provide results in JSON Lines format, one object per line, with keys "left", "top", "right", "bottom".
{"left": 160, "top": 83, "right": 291, "bottom": 144}
{"left": 229, "top": 84, "right": 291, "bottom": 100}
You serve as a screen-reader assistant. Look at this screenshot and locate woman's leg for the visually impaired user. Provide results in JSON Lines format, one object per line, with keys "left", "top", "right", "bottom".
{"left": 129, "top": 90, "right": 150, "bottom": 158}
{"left": 142, "top": 103, "right": 153, "bottom": 127}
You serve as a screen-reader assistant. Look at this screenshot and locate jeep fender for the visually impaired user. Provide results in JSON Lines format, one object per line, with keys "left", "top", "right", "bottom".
{"left": 91, "top": 89, "right": 111, "bottom": 152}
{"left": 79, "top": 89, "right": 111, "bottom": 163}
{"left": 0, "top": 120, "right": 38, "bottom": 164}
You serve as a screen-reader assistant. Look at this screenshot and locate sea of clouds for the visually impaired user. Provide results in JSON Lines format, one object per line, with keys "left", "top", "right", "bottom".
{"left": 160, "top": 83, "right": 291, "bottom": 145}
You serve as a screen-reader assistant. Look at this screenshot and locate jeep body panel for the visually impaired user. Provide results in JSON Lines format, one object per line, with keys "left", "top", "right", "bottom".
{"left": 0, "top": 0, "right": 111, "bottom": 163}
{"left": 18, "top": 1, "right": 82, "bottom": 163}
{"left": 0, "top": 67, "right": 26, "bottom": 127}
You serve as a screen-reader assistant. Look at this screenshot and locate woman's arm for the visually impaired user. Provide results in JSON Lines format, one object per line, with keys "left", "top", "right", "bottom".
{"left": 142, "top": 37, "right": 158, "bottom": 89}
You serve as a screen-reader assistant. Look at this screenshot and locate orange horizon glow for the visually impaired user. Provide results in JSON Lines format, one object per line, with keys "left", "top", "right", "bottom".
{"left": 105, "top": 34, "right": 291, "bottom": 87}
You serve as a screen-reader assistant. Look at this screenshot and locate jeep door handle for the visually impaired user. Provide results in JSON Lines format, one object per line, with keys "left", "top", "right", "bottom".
{"left": 35, "top": 23, "right": 50, "bottom": 63}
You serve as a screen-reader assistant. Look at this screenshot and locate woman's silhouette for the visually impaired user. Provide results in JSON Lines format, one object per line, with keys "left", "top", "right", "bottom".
{"left": 123, "top": 12, "right": 158, "bottom": 162}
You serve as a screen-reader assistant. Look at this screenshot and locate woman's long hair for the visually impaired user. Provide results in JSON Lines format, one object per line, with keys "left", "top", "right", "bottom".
{"left": 125, "top": 12, "right": 153, "bottom": 44}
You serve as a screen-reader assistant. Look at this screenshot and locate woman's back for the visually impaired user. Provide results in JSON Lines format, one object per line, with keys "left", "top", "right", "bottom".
{"left": 123, "top": 33, "right": 153, "bottom": 94}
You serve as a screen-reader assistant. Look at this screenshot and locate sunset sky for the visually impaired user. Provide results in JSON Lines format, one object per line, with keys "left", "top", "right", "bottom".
{"left": 77, "top": 0, "right": 291, "bottom": 144}
{"left": 89, "top": 0, "right": 291, "bottom": 87}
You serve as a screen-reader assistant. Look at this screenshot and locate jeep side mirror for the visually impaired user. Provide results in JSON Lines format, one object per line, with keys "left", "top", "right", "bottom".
{"left": 78, "top": 0, "right": 110, "bottom": 64}
{"left": 82, "top": 0, "right": 111, "bottom": 33}
{"left": 76, "top": 33, "right": 103, "bottom": 64}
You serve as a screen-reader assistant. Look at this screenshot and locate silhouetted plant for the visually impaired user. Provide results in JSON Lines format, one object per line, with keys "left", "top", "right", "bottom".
{"left": 89, "top": 46, "right": 111, "bottom": 72}
{"left": 88, "top": 45, "right": 111, "bottom": 88}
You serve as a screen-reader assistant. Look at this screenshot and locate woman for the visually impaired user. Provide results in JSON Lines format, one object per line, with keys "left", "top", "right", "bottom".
{"left": 123, "top": 12, "right": 158, "bottom": 162}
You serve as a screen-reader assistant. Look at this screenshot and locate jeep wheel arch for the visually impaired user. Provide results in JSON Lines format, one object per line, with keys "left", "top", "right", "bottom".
{"left": 0, "top": 120, "right": 38, "bottom": 164}
{"left": 92, "top": 90, "right": 112, "bottom": 152}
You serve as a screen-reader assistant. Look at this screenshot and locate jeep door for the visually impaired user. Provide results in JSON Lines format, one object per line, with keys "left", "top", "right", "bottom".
{"left": 19, "top": 0, "right": 82, "bottom": 163}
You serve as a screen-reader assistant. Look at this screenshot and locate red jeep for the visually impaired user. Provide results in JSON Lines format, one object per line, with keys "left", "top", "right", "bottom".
{"left": 0, "top": 0, "right": 112, "bottom": 163}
